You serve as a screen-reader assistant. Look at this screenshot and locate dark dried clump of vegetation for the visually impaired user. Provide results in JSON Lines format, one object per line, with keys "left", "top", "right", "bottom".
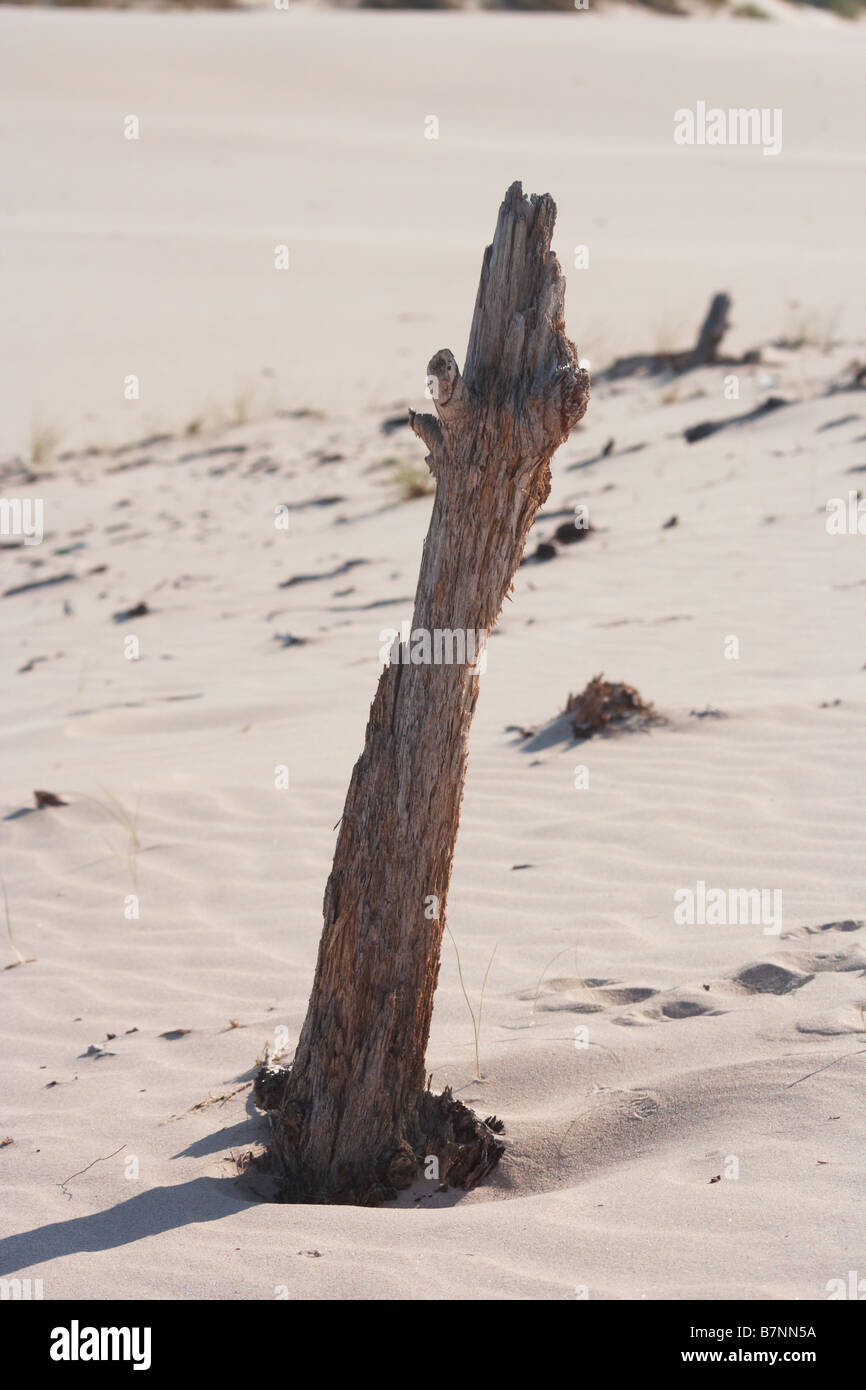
{"left": 565, "top": 674, "right": 661, "bottom": 740}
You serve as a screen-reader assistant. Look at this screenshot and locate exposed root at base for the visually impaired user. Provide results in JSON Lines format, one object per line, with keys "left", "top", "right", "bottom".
{"left": 253, "top": 1064, "right": 505, "bottom": 1206}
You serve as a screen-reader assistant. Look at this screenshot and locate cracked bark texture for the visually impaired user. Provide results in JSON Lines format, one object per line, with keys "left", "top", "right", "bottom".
{"left": 261, "top": 182, "right": 590, "bottom": 1205}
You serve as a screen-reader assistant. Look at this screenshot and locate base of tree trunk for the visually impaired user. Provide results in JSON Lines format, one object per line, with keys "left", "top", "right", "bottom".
{"left": 254, "top": 1063, "right": 505, "bottom": 1206}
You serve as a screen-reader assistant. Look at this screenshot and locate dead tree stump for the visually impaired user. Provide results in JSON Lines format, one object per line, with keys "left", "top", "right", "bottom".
{"left": 688, "top": 292, "right": 731, "bottom": 369}
{"left": 259, "top": 182, "right": 590, "bottom": 1205}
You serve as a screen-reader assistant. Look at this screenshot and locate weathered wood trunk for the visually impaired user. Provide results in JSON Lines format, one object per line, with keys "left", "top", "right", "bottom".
{"left": 259, "top": 183, "right": 589, "bottom": 1205}
{"left": 688, "top": 291, "right": 731, "bottom": 369}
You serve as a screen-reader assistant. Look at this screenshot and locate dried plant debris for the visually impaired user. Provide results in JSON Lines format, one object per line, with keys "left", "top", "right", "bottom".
{"left": 565, "top": 675, "right": 661, "bottom": 740}
{"left": 33, "top": 789, "right": 68, "bottom": 809}
{"left": 279, "top": 559, "right": 367, "bottom": 589}
{"left": 19, "top": 654, "right": 62, "bottom": 674}
{"left": 553, "top": 519, "right": 594, "bottom": 547}
{"left": 167, "top": 1081, "right": 251, "bottom": 1122}
{"left": 381, "top": 414, "right": 411, "bottom": 435}
{"left": 112, "top": 601, "right": 150, "bottom": 623}
{"left": 684, "top": 395, "right": 788, "bottom": 444}
{"left": 3, "top": 573, "right": 77, "bottom": 598}
{"left": 529, "top": 540, "right": 558, "bottom": 563}
{"left": 524, "top": 521, "right": 595, "bottom": 564}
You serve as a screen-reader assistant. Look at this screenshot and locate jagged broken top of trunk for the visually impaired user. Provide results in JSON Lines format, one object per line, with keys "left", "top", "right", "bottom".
{"left": 465, "top": 182, "right": 579, "bottom": 403}
{"left": 411, "top": 182, "right": 589, "bottom": 482}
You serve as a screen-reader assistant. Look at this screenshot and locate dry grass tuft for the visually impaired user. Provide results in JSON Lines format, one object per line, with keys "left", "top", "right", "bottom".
{"left": 391, "top": 460, "right": 435, "bottom": 501}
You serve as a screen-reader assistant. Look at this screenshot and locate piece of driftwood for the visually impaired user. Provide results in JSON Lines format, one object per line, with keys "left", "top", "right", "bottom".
{"left": 599, "top": 291, "right": 743, "bottom": 381}
{"left": 687, "top": 291, "right": 731, "bottom": 369}
{"left": 259, "top": 183, "right": 589, "bottom": 1206}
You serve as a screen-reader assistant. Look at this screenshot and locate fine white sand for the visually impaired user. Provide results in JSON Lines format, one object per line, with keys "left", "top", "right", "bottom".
{"left": 2, "top": 7, "right": 865, "bottom": 454}
{"left": 1, "top": 6, "right": 865, "bottom": 1301}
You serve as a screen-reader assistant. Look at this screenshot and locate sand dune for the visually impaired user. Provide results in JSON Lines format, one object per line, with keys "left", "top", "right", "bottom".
{"left": 3, "top": 329, "right": 865, "bottom": 1297}
{"left": 2, "top": 8, "right": 865, "bottom": 456}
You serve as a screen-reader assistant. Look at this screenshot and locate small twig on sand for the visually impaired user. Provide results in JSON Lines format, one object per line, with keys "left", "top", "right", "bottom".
{"left": 1, "top": 872, "right": 35, "bottom": 969}
{"left": 532, "top": 945, "right": 581, "bottom": 1022}
{"left": 166, "top": 1081, "right": 252, "bottom": 1122}
{"left": 557, "top": 1111, "right": 590, "bottom": 1158}
{"left": 785, "top": 1048, "right": 866, "bottom": 1090}
{"left": 58, "top": 1144, "right": 126, "bottom": 1200}
{"left": 446, "top": 926, "right": 497, "bottom": 1083}
{"left": 1, "top": 873, "right": 25, "bottom": 966}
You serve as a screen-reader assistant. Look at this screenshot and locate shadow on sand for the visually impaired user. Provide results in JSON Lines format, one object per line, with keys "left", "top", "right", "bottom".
{"left": 0, "top": 1176, "right": 255, "bottom": 1277}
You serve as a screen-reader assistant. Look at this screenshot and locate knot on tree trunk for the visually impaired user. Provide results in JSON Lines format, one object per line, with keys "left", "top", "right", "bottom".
{"left": 409, "top": 347, "right": 473, "bottom": 471}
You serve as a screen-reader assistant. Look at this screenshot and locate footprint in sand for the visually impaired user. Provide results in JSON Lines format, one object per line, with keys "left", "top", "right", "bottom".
{"left": 795, "top": 1007, "right": 866, "bottom": 1038}
{"left": 731, "top": 962, "right": 815, "bottom": 996}
{"left": 525, "top": 922, "right": 863, "bottom": 1031}
{"left": 613, "top": 994, "right": 722, "bottom": 1027}
{"left": 781, "top": 918, "right": 863, "bottom": 940}
{"left": 612, "top": 924, "right": 865, "bottom": 1028}
{"left": 525, "top": 977, "right": 657, "bottom": 1015}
